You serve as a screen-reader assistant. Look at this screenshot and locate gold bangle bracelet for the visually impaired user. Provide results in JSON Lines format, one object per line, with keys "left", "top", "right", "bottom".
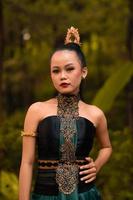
{"left": 21, "top": 130, "right": 37, "bottom": 137}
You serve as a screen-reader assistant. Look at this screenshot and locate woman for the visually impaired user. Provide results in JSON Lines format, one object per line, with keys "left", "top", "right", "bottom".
{"left": 19, "top": 27, "right": 112, "bottom": 200}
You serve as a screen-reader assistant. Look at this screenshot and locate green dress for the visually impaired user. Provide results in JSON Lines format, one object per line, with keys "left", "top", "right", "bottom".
{"left": 30, "top": 115, "right": 101, "bottom": 200}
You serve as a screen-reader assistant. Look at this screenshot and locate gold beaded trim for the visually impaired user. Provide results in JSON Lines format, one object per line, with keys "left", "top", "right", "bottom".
{"left": 56, "top": 93, "right": 80, "bottom": 194}
{"left": 38, "top": 159, "right": 87, "bottom": 170}
{"left": 21, "top": 130, "right": 37, "bottom": 137}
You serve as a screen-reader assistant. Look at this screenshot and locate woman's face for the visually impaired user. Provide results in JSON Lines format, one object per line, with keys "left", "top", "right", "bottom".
{"left": 50, "top": 50, "right": 87, "bottom": 95}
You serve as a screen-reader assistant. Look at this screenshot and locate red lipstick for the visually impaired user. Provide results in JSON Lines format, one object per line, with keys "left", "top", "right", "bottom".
{"left": 60, "top": 83, "right": 70, "bottom": 88}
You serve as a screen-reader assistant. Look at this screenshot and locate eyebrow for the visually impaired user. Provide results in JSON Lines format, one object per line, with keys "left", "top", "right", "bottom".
{"left": 52, "top": 63, "right": 74, "bottom": 69}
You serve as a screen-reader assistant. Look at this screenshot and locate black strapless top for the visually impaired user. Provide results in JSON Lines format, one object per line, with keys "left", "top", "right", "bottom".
{"left": 34, "top": 116, "right": 96, "bottom": 195}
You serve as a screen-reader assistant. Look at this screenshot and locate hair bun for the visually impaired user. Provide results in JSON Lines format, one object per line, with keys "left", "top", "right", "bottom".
{"left": 64, "top": 26, "right": 81, "bottom": 46}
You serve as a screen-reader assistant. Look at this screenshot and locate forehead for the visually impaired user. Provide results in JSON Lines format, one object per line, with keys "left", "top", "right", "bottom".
{"left": 50, "top": 50, "right": 80, "bottom": 66}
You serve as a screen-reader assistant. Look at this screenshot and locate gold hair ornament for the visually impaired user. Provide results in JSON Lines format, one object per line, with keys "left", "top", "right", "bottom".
{"left": 65, "top": 26, "right": 81, "bottom": 46}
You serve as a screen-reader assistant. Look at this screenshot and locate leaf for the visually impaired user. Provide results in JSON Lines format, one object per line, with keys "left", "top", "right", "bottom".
{"left": 1, "top": 171, "right": 18, "bottom": 200}
{"left": 92, "top": 63, "right": 133, "bottom": 112}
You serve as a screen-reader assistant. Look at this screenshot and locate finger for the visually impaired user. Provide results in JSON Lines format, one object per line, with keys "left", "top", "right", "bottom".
{"left": 79, "top": 167, "right": 97, "bottom": 175}
{"left": 80, "top": 173, "right": 96, "bottom": 181}
{"left": 84, "top": 157, "right": 93, "bottom": 164}
{"left": 85, "top": 157, "right": 93, "bottom": 162}
{"left": 80, "top": 162, "right": 96, "bottom": 170}
{"left": 88, "top": 162, "right": 96, "bottom": 169}
{"left": 79, "top": 169, "right": 89, "bottom": 175}
{"left": 80, "top": 164, "right": 90, "bottom": 170}
{"left": 85, "top": 176, "right": 96, "bottom": 183}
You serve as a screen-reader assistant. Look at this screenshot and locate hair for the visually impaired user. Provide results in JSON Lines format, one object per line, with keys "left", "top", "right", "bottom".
{"left": 52, "top": 43, "right": 86, "bottom": 68}
{"left": 51, "top": 42, "right": 87, "bottom": 100}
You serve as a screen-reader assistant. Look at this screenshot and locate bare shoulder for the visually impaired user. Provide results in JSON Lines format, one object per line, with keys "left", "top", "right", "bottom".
{"left": 80, "top": 101, "right": 106, "bottom": 127}
{"left": 27, "top": 101, "right": 42, "bottom": 116}
{"left": 40, "top": 98, "right": 57, "bottom": 105}
{"left": 23, "top": 98, "right": 56, "bottom": 132}
{"left": 24, "top": 102, "right": 43, "bottom": 124}
{"left": 28, "top": 98, "right": 56, "bottom": 112}
{"left": 28, "top": 101, "right": 42, "bottom": 111}
{"left": 88, "top": 104, "right": 105, "bottom": 118}
{"left": 27, "top": 98, "right": 57, "bottom": 119}
{"left": 89, "top": 104, "right": 107, "bottom": 127}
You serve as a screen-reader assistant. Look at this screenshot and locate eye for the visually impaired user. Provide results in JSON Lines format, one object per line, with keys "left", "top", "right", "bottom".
{"left": 66, "top": 67, "right": 74, "bottom": 71}
{"left": 52, "top": 69, "right": 59, "bottom": 73}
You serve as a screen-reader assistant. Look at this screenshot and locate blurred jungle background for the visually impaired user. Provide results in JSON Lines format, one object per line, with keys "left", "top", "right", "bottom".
{"left": 0, "top": 0, "right": 133, "bottom": 200}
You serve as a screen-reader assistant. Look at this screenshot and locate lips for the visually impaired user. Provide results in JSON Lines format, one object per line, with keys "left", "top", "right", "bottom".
{"left": 60, "top": 83, "right": 70, "bottom": 87}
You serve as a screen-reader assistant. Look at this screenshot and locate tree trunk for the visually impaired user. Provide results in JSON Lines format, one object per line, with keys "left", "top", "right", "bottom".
{"left": 126, "top": 0, "right": 133, "bottom": 61}
{"left": 126, "top": 0, "right": 133, "bottom": 131}
{"left": 0, "top": 0, "right": 4, "bottom": 121}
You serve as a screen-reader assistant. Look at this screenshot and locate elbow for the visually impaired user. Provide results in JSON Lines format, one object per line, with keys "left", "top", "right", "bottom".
{"left": 105, "top": 145, "right": 113, "bottom": 157}
{"left": 100, "top": 145, "right": 113, "bottom": 156}
{"left": 20, "top": 159, "right": 34, "bottom": 167}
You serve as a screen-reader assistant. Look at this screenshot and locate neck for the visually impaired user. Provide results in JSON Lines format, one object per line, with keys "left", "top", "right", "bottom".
{"left": 57, "top": 92, "right": 80, "bottom": 99}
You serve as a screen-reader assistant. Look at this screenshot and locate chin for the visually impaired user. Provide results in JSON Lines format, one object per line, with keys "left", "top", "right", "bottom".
{"left": 55, "top": 85, "right": 79, "bottom": 94}
{"left": 60, "top": 91, "right": 71, "bottom": 94}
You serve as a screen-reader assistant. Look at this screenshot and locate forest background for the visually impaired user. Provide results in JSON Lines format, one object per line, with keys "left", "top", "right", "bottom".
{"left": 0, "top": 0, "right": 133, "bottom": 200}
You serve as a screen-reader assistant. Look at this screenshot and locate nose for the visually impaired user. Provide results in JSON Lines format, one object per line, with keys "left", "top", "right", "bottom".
{"left": 60, "top": 71, "right": 67, "bottom": 80}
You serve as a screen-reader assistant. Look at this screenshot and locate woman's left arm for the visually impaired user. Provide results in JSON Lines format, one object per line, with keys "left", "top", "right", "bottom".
{"left": 93, "top": 110, "right": 112, "bottom": 173}
{"left": 79, "top": 109, "right": 112, "bottom": 183}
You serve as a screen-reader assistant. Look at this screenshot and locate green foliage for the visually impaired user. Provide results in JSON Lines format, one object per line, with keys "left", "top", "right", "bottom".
{"left": 0, "top": 171, "right": 18, "bottom": 200}
{"left": 98, "top": 128, "right": 133, "bottom": 200}
{"left": 92, "top": 63, "right": 133, "bottom": 112}
{"left": 0, "top": 1, "right": 133, "bottom": 200}
{"left": 0, "top": 111, "right": 24, "bottom": 172}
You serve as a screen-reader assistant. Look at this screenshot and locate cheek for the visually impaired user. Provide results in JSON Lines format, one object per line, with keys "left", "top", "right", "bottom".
{"left": 51, "top": 74, "right": 58, "bottom": 86}
{"left": 72, "top": 70, "right": 82, "bottom": 81}
{"left": 50, "top": 73, "right": 54, "bottom": 82}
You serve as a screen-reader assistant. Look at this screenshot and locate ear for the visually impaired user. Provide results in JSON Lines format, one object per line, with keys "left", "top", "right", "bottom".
{"left": 82, "top": 67, "right": 88, "bottom": 79}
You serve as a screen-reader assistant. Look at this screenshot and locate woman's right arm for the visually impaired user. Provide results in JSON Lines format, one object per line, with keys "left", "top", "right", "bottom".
{"left": 19, "top": 103, "right": 41, "bottom": 200}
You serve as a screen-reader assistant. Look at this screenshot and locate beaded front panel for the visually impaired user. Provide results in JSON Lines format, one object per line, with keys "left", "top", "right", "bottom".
{"left": 56, "top": 93, "right": 80, "bottom": 194}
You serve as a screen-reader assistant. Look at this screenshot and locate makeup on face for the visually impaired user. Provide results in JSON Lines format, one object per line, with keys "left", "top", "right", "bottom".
{"left": 50, "top": 50, "right": 85, "bottom": 94}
